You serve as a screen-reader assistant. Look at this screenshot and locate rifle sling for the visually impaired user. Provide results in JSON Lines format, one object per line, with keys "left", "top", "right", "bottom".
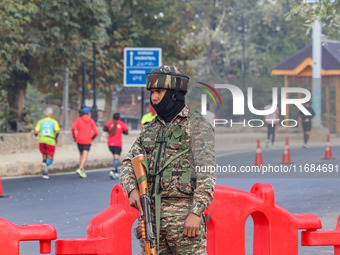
{"left": 137, "top": 174, "right": 147, "bottom": 186}
{"left": 154, "top": 125, "right": 164, "bottom": 253}
{"left": 153, "top": 112, "right": 193, "bottom": 252}
{"left": 155, "top": 174, "right": 161, "bottom": 253}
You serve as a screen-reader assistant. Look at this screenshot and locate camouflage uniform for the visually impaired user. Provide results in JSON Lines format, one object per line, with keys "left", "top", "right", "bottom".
{"left": 120, "top": 66, "right": 216, "bottom": 255}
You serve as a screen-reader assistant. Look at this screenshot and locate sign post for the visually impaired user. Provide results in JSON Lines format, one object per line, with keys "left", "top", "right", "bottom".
{"left": 303, "top": 0, "right": 327, "bottom": 127}
{"left": 124, "top": 48, "right": 162, "bottom": 119}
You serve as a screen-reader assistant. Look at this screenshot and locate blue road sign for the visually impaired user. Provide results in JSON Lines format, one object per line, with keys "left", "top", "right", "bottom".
{"left": 124, "top": 47, "right": 162, "bottom": 87}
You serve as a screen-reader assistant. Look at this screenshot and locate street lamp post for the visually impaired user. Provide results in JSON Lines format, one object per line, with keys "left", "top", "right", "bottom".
{"left": 62, "top": 67, "right": 69, "bottom": 130}
{"left": 89, "top": 0, "right": 98, "bottom": 123}
{"left": 237, "top": 14, "right": 247, "bottom": 79}
{"left": 312, "top": 20, "right": 322, "bottom": 127}
{"left": 81, "top": 58, "right": 86, "bottom": 109}
{"left": 91, "top": 42, "right": 98, "bottom": 122}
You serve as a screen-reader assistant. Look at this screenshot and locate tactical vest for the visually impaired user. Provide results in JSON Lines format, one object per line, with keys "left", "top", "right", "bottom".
{"left": 140, "top": 111, "right": 198, "bottom": 199}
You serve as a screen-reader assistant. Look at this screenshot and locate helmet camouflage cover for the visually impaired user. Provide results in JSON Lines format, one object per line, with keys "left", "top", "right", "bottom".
{"left": 146, "top": 65, "right": 189, "bottom": 92}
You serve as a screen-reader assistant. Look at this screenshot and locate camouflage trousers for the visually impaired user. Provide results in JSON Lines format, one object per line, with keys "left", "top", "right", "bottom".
{"left": 139, "top": 197, "right": 207, "bottom": 255}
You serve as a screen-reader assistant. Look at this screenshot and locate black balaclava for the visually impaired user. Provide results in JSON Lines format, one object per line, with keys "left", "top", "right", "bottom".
{"left": 151, "top": 90, "right": 185, "bottom": 123}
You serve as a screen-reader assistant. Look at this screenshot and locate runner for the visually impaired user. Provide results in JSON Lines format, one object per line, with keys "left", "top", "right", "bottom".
{"left": 71, "top": 107, "right": 98, "bottom": 178}
{"left": 34, "top": 108, "right": 60, "bottom": 179}
{"left": 103, "top": 112, "right": 128, "bottom": 179}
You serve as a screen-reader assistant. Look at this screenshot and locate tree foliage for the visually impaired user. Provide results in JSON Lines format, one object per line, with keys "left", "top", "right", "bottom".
{"left": 187, "top": 0, "right": 311, "bottom": 82}
{"left": 0, "top": 0, "right": 40, "bottom": 127}
{"left": 0, "top": 0, "right": 323, "bottom": 131}
{"left": 186, "top": 0, "right": 312, "bottom": 119}
{"left": 0, "top": 0, "right": 109, "bottom": 128}
{"left": 0, "top": 0, "right": 38, "bottom": 83}
{"left": 286, "top": 0, "right": 340, "bottom": 36}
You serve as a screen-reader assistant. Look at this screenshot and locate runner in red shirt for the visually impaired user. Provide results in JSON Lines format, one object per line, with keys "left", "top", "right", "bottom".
{"left": 103, "top": 112, "right": 128, "bottom": 179}
{"left": 71, "top": 107, "right": 98, "bottom": 178}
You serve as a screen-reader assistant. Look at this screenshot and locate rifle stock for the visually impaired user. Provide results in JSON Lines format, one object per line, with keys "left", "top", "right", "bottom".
{"left": 132, "top": 154, "right": 156, "bottom": 255}
{"left": 132, "top": 154, "right": 148, "bottom": 197}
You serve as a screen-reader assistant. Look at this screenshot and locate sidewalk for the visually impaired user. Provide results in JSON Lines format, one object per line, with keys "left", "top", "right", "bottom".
{"left": 0, "top": 128, "right": 338, "bottom": 177}
{"left": 0, "top": 131, "right": 140, "bottom": 177}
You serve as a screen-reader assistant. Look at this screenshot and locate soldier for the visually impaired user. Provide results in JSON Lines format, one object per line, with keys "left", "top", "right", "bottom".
{"left": 120, "top": 65, "right": 216, "bottom": 254}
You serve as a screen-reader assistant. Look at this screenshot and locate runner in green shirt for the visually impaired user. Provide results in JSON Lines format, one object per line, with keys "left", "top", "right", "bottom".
{"left": 34, "top": 108, "right": 60, "bottom": 179}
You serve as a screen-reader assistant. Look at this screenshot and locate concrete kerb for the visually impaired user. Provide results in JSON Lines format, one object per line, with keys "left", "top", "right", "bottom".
{"left": 0, "top": 127, "right": 337, "bottom": 177}
{"left": 0, "top": 131, "right": 140, "bottom": 177}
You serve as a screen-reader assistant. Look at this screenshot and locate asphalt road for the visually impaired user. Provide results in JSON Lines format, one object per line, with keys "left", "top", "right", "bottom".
{"left": 0, "top": 145, "right": 339, "bottom": 254}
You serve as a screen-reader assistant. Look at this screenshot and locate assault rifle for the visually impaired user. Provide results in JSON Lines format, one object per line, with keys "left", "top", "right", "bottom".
{"left": 131, "top": 154, "right": 156, "bottom": 255}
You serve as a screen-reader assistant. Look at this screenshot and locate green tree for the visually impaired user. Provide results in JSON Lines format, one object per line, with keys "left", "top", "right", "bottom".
{"left": 0, "top": 0, "right": 109, "bottom": 130}
{"left": 0, "top": 0, "right": 39, "bottom": 129}
{"left": 1, "top": 0, "right": 201, "bottom": 128}
{"left": 188, "top": 0, "right": 311, "bottom": 81}
{"left": 286, "top": 0, "right": 340, "bottom": 36}
{"left": 185, "top": 0, "right": 312, "bottom": 119}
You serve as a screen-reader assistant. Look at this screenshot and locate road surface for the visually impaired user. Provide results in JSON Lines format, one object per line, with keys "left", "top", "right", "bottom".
{"left": 0, "top": 145, "right": 339, "bottom": 254}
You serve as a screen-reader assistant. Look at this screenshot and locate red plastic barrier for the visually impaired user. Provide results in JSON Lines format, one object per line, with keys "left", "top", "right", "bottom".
{"left": 206, "top": 183, "right": 322, "bottom": 255}
{"left": 301, "top": 214, "right": 340, "bottom": 254}
{"left": 0, "top": 217, "right": 57, "bottom": 255}
{"left": 4, "top": 183, "right": 340, "bottom": 254}
{"left": 55, "top": 183, "right": 324, "bottom": 255}
{"left": 55, "top": 185, "right": 139, "bottom": 255}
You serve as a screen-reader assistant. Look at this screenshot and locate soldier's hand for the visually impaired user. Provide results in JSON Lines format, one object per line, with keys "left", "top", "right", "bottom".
{"left": 129, "top": 189, "right": 143, "bottom": 215}
{"left": 183, "top": 213, "right": 201, "bottom": 238}
{"left": 134, "top": 225, "right": 143, "bottom": 239}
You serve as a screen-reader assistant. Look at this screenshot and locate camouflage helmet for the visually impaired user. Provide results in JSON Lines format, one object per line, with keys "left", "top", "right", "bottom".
{"left": 146, "top": 65, "right": 189, "bottom": 93}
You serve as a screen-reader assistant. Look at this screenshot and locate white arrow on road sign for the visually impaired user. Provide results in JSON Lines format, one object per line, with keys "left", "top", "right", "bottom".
{"left": 129, "top": 51, "right": 133, "bottom": 66}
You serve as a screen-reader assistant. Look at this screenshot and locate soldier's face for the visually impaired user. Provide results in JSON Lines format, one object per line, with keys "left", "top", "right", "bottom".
{"left": 150, "top": 88, "right": 167, "bottom": 105}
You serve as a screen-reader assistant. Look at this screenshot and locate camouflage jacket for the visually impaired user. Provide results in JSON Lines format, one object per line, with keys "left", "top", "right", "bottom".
{"left": 120, "top": 105, "right": 216, "bottom": 216}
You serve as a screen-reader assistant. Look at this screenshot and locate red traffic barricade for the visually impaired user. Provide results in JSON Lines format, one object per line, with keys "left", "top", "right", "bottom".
{"left": 0, "top": 217, "right": 56, "bottom": 255}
